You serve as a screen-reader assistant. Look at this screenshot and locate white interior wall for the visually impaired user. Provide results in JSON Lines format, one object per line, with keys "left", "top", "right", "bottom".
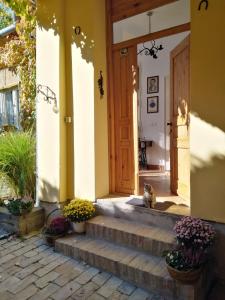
{"left": 138, "top": 31, "right": 189, "bottom": 170}
{"left": 113, "top": 0, "right": 190, "bottom": 44}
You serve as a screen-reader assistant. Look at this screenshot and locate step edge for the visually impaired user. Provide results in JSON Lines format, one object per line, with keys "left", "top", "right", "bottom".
{"left": 55, "top": 236, "right": 196, "bottom": 299}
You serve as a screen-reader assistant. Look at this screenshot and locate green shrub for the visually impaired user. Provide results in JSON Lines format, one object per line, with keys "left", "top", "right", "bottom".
{"left": 0, "top": 131, "right": 36, "bottom": 199}
{"left": 6, "top": 198, "right": 33, "bottom": 216}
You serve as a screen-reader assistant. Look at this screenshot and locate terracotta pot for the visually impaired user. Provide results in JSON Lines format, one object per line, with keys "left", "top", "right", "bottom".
{"left": 71, "top": 221, "right": 86, "bottom": 233}
{"left": 167, "top": 264, "right": 202, "bottom": 284}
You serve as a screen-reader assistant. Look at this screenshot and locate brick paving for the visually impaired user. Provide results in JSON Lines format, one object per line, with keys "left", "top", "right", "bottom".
{"left": 0, "top": 234, "right": 163, "bottom": 300}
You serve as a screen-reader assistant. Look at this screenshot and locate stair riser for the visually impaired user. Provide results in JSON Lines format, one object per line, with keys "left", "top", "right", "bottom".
{"left": 86, "top": 223, "right": 174, "bottom": 256}
{"left": 96, "top": 203, "right": 180, "bottom": 230}
{"left": 55, "top": 240, "right": 194, "bottom": 300}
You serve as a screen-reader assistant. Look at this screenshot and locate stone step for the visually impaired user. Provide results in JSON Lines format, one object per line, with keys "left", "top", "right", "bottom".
{"left": 86, "top": 216, "right": 175, "bottom": 256}
{"left": 96, "top": 199, "right": 182, "bottom": 230}
{"left": 55, "top": 235, "right": 205, "bottom": 300}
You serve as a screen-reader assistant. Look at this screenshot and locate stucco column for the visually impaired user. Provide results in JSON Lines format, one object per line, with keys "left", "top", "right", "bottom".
{"left": 65, "top": 0, "right": 109, "bottom": 201}
{"left": 36, "top": 0, "right": 67, "bottom": 204}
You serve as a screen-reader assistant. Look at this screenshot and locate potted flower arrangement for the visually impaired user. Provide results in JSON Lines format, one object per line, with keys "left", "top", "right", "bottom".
{"left": 165, "top": 216, "right": 216, "bottom": 284}
{"left": 63, "top": 198, "right": 95, "bottom": 233}
{"left": 5, "top": 198, "right": 33, "bottom": 216}
{"left": 42, "top": 215, "right": 70, "bottom": 246}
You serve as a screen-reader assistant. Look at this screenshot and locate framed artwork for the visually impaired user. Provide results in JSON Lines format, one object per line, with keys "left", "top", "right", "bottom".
{"left": 147, "top": 76, "right": 159, "bottom": 94}
{"left": 147, "top": 96, "right": 159, "bottom": 113}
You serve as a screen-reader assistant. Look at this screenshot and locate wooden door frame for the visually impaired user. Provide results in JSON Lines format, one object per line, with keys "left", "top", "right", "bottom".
{"left": 170, "top": 35, "right": 190, "bottom": 196}
{"left": 105, "top": 0, "right": 190, "bottom": 194}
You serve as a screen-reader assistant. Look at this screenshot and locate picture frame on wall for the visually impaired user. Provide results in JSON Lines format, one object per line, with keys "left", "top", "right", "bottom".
{"left": 147, "top": 96, "right": 159, "bottom": 113}
{"left": 147, "top": 76, "right": 159, "bottom": 94}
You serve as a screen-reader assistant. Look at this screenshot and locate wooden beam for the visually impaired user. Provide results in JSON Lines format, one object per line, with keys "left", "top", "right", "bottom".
{"left": 113, "top": 23, "right": 190, "bottom": 51}
{"left": 112, "top": 0, "right": 178, "bottom": 23}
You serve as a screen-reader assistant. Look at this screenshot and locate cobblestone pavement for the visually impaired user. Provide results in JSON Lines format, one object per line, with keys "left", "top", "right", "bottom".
{"left": 0, "top": 234, "right": 163, "bottom": 300}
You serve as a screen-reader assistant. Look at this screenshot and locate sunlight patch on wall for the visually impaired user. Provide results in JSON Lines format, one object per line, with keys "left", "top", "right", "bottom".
{"left": 36, "top": 27, "right": 60, "bottom": 203}
{"left": 71, "top": 43, "right": 95, "bottom": 200}
{"left": 190, "top": 113, "right": 225, "bottom": 171}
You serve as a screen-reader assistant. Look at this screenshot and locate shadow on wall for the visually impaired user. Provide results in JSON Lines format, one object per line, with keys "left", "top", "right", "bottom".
{"left": 190, "top": 114, "right": 225, "bottom": 171}
{"left": 190, "top": 113, "right": 225, "bottom": 221}
{"left": 36, "top": 1, "right": 96, "bottom": 63}
{"left": 40, "top": 179, "right": 59, "bottom": 204}
{"left": 36, "top": 1, "right": 100, "bottom": 201}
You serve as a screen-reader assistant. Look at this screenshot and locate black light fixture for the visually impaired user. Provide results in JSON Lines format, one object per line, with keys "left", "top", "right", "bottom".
{"left": 137, "top": 11, "right": 164, "bottom": 59}
{"left": 137, "top": 41, "right": 163, "bottom": 59}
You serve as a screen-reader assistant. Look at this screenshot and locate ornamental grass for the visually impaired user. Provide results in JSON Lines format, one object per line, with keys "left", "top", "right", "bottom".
{"left": 63, "top": 199, "right": 95, "bottom": 223}
{"left": 0, "top": 131, "right": 35, "bottom": 199}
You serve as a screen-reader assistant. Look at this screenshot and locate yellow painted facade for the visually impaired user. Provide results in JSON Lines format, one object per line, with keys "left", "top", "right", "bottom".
{"left": 190, "top": 0, "right": 225, "bottom": 223}
{"left": 37, "top": 1, "right": 225, "bottom": 223}
{"left": 37, "top": 0, "right": 108, "bottom": 203}
{"left": 36, "top": 0, "right": 67, "bottom": 204}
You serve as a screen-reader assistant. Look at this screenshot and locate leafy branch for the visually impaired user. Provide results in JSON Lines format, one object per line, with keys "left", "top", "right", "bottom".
{"left": 0, "top": 0, "right": 36, "bottom": 130}
{"left": 0, "top": 6, "right": 13, "bottom": 30}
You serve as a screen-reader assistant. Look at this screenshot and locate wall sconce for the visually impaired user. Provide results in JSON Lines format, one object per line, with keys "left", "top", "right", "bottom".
{"left": 98, "top": 71, "right": 104, "bottom": 98}
{"left": 37, "top": 84, "right": 58, "bottom": 113}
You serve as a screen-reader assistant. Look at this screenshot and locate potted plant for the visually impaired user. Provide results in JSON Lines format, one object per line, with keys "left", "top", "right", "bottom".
{"left": 165, "top": 216, "right": 216, "bottom": 284}
{"left": 63, "top": 198, "right": 95, "bottom": 233}
{"left": 5, "top": 198, "right": 33, "bottom": 216}
{"left": 42, "top": 215, "right": 70, "bottom": 246}
{"left": 0, "top": 131, "right": 36, "bottom": 213}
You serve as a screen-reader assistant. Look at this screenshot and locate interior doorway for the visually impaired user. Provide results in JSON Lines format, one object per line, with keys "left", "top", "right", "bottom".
{"left": 137, "top": 32, "right": 190, "bottom": 207}
{"left": 108, "top": 0, "right": 191, "bottom": 211}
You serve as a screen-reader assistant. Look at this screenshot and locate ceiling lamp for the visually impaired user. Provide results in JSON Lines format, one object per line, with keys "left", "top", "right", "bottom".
{"left": 137, "top": 11, "right": 164, "bottom": 59}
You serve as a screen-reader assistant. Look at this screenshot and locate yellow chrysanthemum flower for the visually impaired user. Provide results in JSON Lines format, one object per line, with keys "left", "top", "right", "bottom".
{"left": 63, "top": 198, "right": 95, "bottom": 223}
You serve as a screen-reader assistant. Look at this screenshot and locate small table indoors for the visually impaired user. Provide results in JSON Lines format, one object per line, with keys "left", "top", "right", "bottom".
{"left": 138, "top": 139, "right": 153, "bottom": 170}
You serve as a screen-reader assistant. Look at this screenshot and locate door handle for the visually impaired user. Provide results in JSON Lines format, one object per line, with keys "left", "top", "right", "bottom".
{"left": 167, "top": 122, "right": 172, "bottom": 126}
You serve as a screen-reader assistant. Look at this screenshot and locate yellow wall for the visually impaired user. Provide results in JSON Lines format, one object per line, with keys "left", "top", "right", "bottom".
{"left": 37, "top": 0, "right": 225, "bottom": 216}
{"left": 93, "top": 1, "right": 109, "bottom": 198}
{"left": 36, "top": 0, "right": 67, "bottom": 203}
{"left": 190, "top": 0, "right": 225, "bottom": 222}
{"left": 65, "top": 0, "right": 109, "bottom": 201}
{"left": 37, "top": 0, "right": 109, "bottom": 203}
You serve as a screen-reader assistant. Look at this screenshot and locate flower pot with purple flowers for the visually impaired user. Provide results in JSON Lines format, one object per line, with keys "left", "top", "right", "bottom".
{"left": 42, "top": 212, "right": 70, "bottom": 246}
{"left": 164, "top": 216, "right": 216, "bottom": 284}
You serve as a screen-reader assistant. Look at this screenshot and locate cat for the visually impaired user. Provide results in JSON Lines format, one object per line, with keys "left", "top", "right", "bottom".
{"left": 143, "top": 183, "right": 156, "bottom": 209}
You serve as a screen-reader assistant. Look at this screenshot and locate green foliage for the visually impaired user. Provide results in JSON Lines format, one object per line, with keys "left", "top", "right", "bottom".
{"left": 0, "top": 198, "right": 4, "bottom": 206}
{"left": 165, "top": 250, "right": 190, "bottom": 271}
{"left": 0, "top": 6, "right": 13, "bottom": 30}
{"left": 0, "top": 131, "right": 36, "bottom": 198}
{"left": 6, "top": 198, "right": 33, "bottom": 216}
{"left": 0, "top": 0, "right": 36, "bottom": 130}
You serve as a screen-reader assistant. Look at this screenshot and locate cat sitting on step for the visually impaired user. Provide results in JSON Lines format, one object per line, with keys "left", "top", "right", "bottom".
{"left": 143, "top": 183, "right": 156, "bottom": 209}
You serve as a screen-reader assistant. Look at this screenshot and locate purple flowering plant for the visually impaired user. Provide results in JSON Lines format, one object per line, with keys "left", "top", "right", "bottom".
{"left": 165, "top": 216, "right": 216, "bottom": 270}
{"left": 174, "top": 216, "right": 216, "bottom": 249}
{"left": 46, "top": 216, "right": 70, "bottom": 235}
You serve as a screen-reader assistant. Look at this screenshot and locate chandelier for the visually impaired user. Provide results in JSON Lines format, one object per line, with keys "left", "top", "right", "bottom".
{"left": 137, "top": 12, "right": 163, "bottom": 59}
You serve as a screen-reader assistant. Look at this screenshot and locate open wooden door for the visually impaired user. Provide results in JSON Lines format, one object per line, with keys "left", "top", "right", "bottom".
{"left": 170, "top": 36, "right": 190, "bottom": 202}
{"left": 113, "top": 45, "right": 138, "bottom": 194}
